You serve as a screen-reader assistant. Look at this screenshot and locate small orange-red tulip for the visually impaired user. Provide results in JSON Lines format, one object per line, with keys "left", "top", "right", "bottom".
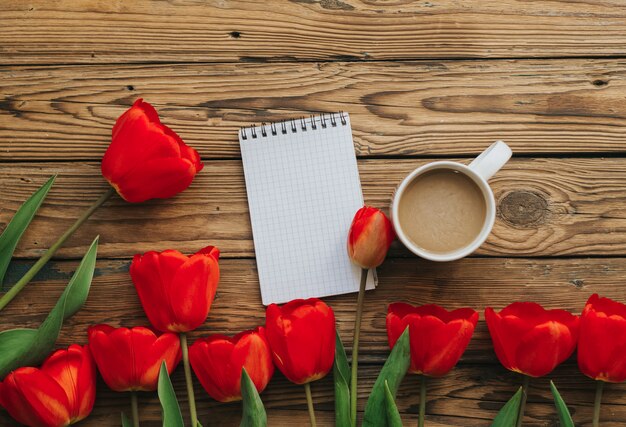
{"left": 0, "top": 344, "right": 95, "bottom": 427}
{"left": 347, "top": 206, "right": 395, "bottom": 269}
{"left": 101, "top": 98, "right": 204, "bottom": 203}
{"left": 87, "top": 325, "right": 181, "bottom": 392}
{"left": 387, "top": 303, "right": 478, "bottom": 377}
{"left": 485, "top": 302, "right": 579, "bottom": 377}
{"left": 265, "top": 298, "right": 335, "bottom": 385}
{"left": 578, "top": 294, "right": 626, "bottom": 383}
{"left": 130, "top": 246, "right": 220, "bottom": 333}
{"left": 189, "top": 327, "right": 274, "bottom": 402}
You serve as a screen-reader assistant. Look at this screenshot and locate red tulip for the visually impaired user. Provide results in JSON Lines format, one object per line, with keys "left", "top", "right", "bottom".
{"left": 578, "top": 294, "right": 626, "bottom": 382}
{"left": 265, "top": 298, "right": 335, "bottom": 384}
{"left": 87, "top": 325, "right": 181, "bottom": 392}
{"left": 386, "top": 303, "right": 478, "bottom": 377}
{"left": 485, "top": 302, "right": 579, "bottom": 377}
{"left": 0, "top": 344, "right": 95, "bottom": 427}
{"left": 101, "top": 98, "right": 203, "bottom": 203}
{"left": 189, "top": 327, "right": 274, "bottom": 402}
{"left": 347, "top": 206, "right": 395, "bottom": 269}
{"left": 130, "top": 246, "right": 220, "bottom": 332}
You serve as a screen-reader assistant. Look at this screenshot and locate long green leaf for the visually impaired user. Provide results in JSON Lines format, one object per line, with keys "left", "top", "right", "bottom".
{"left": 550, "top": 381, "right": 574, "bottom": 427}
{"left": 0, "top": 176, "right": 55, "bottom": 287}
{"left": 121, "top": 412, "right": 132, "bottom": 427}
{"left": 0, "top": 236, "right": 98, "bottom": 378}
{"left": 362, "top": 327, "right": 411, "bottom": 427}
{"left": 384, "top": 380, "right": 403, "bottom": 427}
{"left": 491, "top": 387, "right": 523, "bottom": 427}
{"left": 158, "top": 360, "right": 185, "bottom": 427}
{"left": 240, "top": 367, "right": 267, "bottom": 427}
{"left": 334, "top": 331, "right": 351, "bottom": 427}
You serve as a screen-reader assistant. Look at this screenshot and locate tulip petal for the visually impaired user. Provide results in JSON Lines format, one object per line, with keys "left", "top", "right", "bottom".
{"left": 41, "top": 344, "right": 95, "bottom": 422}
{"left": 515, "top": 320, "right": 577, "bottom": 377}
{"left": 168, "top": 253, "right": 218, "bottom": 332}
{"left": 131, "top": 251, "right": 186, "bottom": 332}
{"left": 113, "top": 157, "right": 197, "bottom": 203}
{"left": 2, "top": 367, "right": 71, "bottom": 427}
{"left": 579, "top": 308, "right": 626, "bottom": 382}
{"left": 137, "top": 332, "right": 182, "bottom": 391}
{"left": 189, "top": 337, "right": 239, "bottom": 402}
{"left": 88, "top": 326, "right": 136, "bottom": 391}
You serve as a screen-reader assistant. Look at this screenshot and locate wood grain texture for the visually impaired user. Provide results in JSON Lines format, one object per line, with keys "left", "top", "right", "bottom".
{"left": 1, "top": 158, "right": 626, "bottom": 259}
{"left": 1, "top": 257, "right": 625, "bottom": 426}
{"left": 2, "top": 59, "right": 626, "bottom": 160}
{"left": 3, "top": 0, "right": 626, "bottom": 64}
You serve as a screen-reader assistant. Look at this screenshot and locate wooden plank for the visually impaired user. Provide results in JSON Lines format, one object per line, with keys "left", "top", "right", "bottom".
{"left": 2, "top": 0, "right": 626, "bottom": 64}
{"left": 1, "top": 158, "right": 626, "bottom": 259}
{"left": 1, "top": 257, "right": 625, "bottom": 426}
{"left": 2, "top": 59, "right": 626, "bottom": 160}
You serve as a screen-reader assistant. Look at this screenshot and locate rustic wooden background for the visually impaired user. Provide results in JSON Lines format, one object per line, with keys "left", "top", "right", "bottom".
{"left": 2, "top": 0, "right": 626, "bottom": 425}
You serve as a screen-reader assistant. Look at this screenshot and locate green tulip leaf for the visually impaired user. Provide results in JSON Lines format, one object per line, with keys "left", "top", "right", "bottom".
{"left": 333, "top": 330, "right": 351, "bottom": 427}
{"left": 0, "top": 175, "right": 55, "bottom": 287}
{"left": 240, "top": 367, "right": 267, "bottom": 427}
{"left": 384, "top": 380, "right": 403, "bottom": 427}
{"left": 121, "top": 412, "right": 133, "bottom": 427}
{"left": 363, "top": 327, "right": 411, "bottom": 427}
{"left": 158, "top": 360, "right": 184, "bottom": 427}
{"left": 491, "top": 387, "right": 523, "bottom": 427}
{"left": 550, "top": 381, "right": 574, "bottom": 427}
{"left": 0, "top": 236, "right": 98, "bottom": 378}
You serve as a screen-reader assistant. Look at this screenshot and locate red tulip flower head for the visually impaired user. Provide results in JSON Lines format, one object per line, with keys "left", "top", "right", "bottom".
{"left": 130, "top": 246, "right": 220, "bottom": 333}
{"left": 101, "top": 99, "right": 204, "bottom": 203}
{"left": 578, "top": 294, "right": 626, "bottom": 383}
{"left": 189, "top": 327, "right": 274, "bottom": 402}
{"left": 88, "top": 325, "right": 181, "bottom": 392}
{"left": 387, "top": 303, "right": 478, "bottom": 377}
{"left": 265, "top": 298, "right": 336, "bottom": 384}
{"left": 0, "top": 344, "right": 95, "bottom": 427}
{"left": 485, "top": 302, "right": 579, "bottom": 377}
{"left": 347, "top": 206, "right": 395, "bottom": 269}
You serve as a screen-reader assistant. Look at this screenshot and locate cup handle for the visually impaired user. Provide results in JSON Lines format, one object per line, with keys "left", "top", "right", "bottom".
{"left": 468, "top": 140, "right": 512, "bottom": 181}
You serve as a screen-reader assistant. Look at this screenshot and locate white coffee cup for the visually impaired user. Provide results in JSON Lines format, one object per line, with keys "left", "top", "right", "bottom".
{"left": 391, "top": 141, "right": 512, "bottom": 262}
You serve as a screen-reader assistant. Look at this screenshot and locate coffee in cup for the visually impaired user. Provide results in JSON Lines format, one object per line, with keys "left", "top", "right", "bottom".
{"left": 391, "top": 141, "right": 512, "bottom": 262}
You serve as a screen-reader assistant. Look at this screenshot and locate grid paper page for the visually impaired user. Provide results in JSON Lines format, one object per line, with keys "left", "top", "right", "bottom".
{"left": 240, "top": 113, "right": 376, "bottom": 305}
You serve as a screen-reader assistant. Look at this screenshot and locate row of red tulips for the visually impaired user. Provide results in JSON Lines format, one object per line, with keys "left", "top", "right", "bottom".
{"left": 2, "top": 284, "right": 623, "bottom": 426}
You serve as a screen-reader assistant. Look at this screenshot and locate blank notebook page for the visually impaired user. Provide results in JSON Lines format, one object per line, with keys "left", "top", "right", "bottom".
{"left": 240, "top": 113, "right": 376, "bottom": 305}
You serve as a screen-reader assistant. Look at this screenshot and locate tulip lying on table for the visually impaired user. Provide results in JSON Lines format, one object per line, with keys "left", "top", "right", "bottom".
{"left": 486, "top": 302, "right": 580, "bottom": 427}
{"left": 578, "top": 294, "right": 626, "bottom": 426}
{"left": 88, "top": 324, "right": 181, "bottom": 426}
{"left": 130, "top": 245, "right": 220, "bottom": 427}
{"left": 0, "top": 98, "right": 204, "bottom": 311}
{"left": 387, "top": 303, "right": 478, "bottom": 427}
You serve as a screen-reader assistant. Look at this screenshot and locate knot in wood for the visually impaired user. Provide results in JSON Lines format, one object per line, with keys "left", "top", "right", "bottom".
{"left": 499, "top": 191, "right": 548, "bottom": 227}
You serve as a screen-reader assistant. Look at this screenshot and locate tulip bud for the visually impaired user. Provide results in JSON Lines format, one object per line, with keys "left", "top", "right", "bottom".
{"left": 347, "top": 206, "right": 395, "bottom": 269}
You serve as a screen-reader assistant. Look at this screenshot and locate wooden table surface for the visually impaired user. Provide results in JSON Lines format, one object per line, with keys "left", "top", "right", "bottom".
{"left": 2, "top": 1, "right": 626, "bottom": 425}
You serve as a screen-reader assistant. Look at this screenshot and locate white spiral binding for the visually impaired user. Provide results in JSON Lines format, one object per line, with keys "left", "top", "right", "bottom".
{"left": 240, "top": 111, "right": 347, "bottom": 140}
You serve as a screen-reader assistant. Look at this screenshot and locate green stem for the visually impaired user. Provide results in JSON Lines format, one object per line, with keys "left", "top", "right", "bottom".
{"left": 130, "top": 391, "right": 140, "bottom": 427}
{"left": 180, "top": 333, "right": 198, "bottom": 427}
{"left": 419, "top": 376, "right": 426, "bottom": 427}
{"left": 350, "top": 268, "right": 368, "bottom": 427}
{"left": 0, "top": 187, "right": 115, "bottom": 311}
{"left": 593, "top": 380, "right": 604, "bottom": 427}
{"left": 304, "top": 382, "right": 317, "bottom": 427}
{"left": 516, "top": 375, "right": 530, "bottom": 427}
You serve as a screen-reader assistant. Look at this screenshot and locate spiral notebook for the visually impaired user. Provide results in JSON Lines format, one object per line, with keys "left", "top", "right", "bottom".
{"left": 239, "top": 113, "right": 376, "bottom": 305}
